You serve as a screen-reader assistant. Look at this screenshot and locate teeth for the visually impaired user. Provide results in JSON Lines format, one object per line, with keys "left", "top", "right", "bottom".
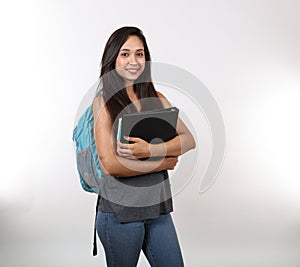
{"left": 127, "top": 69, "right": 139, "bottom": 73}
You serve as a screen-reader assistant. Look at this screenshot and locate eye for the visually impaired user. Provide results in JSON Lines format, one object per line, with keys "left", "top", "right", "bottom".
{"left": 120, "top": 52, "right": 129, "bottom": 57}
{"left": 137, "top": 52, "right": 144, "bottom": 57}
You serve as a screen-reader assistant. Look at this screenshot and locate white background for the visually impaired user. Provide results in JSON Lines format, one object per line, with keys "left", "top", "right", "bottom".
{"left": 0, "top": 0, "right": 300, "bottom": 266}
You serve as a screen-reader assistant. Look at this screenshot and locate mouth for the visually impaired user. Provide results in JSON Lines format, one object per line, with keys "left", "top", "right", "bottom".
{"left": 126, "top": 68, "right": 140, "bottom": 74}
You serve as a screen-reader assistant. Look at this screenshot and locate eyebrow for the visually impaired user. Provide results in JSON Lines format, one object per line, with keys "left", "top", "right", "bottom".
{"left": 120, "top": 48, "right": 144, "bottom": 52}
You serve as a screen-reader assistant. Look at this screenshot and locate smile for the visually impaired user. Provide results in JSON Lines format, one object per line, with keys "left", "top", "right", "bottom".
{"left": 126, "top": 69, "right": 139, "bottom": 74}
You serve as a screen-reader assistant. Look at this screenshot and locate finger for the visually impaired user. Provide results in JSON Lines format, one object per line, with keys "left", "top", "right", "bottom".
{"left": 117, "top": 145, "right": 127, "bottom": 155}
{"left": 118, "top": 141, "right": 135, "bottom": 151}
{"left": 124, "top": 136, "right": 141, "bottom": 143}
{"left": 118, "top": 151, "right": 132, "bottom": 158}
{"left": 117, "top": 147, "right": 132, "bottom": 156}
{"left": 117, "top": 141, "right": 130, "bottom": 149}
{"left": 119, "top": 152, "right": 136, "bottom": 159}
{"left": 126, "top": 154, "right": 136, "bottom": 160}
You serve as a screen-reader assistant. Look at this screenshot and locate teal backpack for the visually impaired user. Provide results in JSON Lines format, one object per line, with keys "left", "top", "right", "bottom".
{"left": 72, "top": 82, "right": 102, "bottom": 256}
{"left": 72, "top": 104, "right": 102, "bottom": 194}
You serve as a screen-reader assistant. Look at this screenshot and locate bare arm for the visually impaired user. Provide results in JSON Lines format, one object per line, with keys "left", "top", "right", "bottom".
{"left": 117, "top": 91, "right": 196, "bottom": 159}
{"left": 93, "top": 96, "right": 178, "bottom": 177}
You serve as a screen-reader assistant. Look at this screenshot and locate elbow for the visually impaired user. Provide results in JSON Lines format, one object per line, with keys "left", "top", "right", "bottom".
{"left": 185, "top": 134, "right": 196, "bottom": 152}
{"left": 176, "top": 134, "right": 196, "bottom": 156}
{"left": 184, "top": 139, "right": 196, "bottom": 154}
{"left": 99, "top": 156, "right": 119, "bottom": 176}
{"left": 190, "top": 137, "right": 196, "bottom": 150}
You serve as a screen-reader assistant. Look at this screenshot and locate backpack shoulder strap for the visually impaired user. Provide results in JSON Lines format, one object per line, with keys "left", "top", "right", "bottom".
{"left": 93, "top": 195, "right": 101, "bottom": 256}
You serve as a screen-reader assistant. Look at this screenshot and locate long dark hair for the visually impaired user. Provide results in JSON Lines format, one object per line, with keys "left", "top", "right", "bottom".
{"left": 98, "top": 26, "right": 163, "bottom": 137}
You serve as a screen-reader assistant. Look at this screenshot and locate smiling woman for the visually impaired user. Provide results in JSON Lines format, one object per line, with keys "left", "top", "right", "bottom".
{"left": 92, "top": 26, "right": 195, "bottom": 267}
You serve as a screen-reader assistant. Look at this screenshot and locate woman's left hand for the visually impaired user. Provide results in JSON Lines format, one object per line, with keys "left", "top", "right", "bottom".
{"left": 117, "top": 136, "right": 151, "bottom": 159}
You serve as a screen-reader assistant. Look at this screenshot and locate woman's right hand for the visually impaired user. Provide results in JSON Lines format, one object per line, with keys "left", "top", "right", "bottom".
{"left": 161, "top": 156, "right": 178, "bottom": 170}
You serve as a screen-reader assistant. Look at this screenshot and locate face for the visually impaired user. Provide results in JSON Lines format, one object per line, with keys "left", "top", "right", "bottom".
{"left": 115, "top": 35, "right": 146, "bottom": 86}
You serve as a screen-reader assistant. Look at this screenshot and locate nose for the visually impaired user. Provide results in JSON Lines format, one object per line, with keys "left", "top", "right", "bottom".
{"left": 128, "top": 54, "right": 138, "bottom": 65}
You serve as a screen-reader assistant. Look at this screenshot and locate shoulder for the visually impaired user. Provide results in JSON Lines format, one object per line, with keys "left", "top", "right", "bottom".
{"left": 156, "top": 90, "right": 172, "bottom": 108}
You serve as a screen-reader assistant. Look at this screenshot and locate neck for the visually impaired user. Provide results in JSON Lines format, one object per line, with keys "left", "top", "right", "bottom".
{"left": 126, "top": 85, "right": 135, "bottom": 98}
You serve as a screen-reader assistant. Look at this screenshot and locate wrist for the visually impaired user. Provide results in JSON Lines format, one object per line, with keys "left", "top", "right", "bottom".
{"left": 149, "top": 143, "right": 166, "bottom": 157}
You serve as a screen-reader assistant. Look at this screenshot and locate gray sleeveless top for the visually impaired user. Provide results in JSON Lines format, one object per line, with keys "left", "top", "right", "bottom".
{"left": 97, "top": 169, "right": 173, "bottom": 223}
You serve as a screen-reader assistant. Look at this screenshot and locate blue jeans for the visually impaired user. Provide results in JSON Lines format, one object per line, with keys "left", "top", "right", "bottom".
{"left": 96, "top": 211, "right": 184, "bottom": 267}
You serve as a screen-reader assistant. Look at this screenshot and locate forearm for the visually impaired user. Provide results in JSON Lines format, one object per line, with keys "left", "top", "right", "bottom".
{"left": 102, "top": 154, "right": 165, "bottom": 177}
{"left": 150, "top": 133, "right": 196, "bottom": 157}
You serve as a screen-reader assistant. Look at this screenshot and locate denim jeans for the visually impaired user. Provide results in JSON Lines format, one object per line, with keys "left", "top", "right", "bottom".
{"left": 96, "top": 211, "right": 184, "bottom": 267}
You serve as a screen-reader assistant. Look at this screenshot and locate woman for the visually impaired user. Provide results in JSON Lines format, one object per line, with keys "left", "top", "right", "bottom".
{"left": 93, "top": 26, "right": 195, "bottom": 267}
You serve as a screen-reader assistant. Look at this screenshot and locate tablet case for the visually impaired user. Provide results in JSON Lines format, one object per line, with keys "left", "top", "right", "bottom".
{"left": 117, "top": 107, "right": 179, "bottom": 144}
